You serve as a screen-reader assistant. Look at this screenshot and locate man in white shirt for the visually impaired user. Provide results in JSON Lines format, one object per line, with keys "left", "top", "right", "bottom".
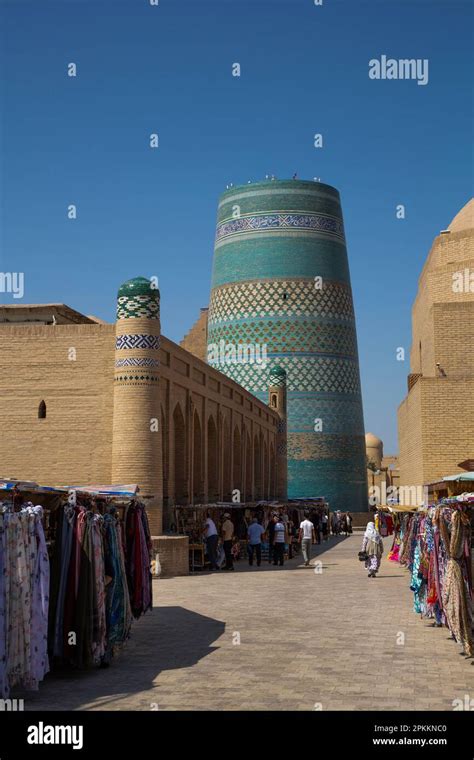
{"left": 272, "top": 516, "right": 287, "bottom": 566}
{"left": 203, "top": 512, "right": 219, "bottom": 570}
{"left": 299, "top": 512, "right": 316, "bottom": 566}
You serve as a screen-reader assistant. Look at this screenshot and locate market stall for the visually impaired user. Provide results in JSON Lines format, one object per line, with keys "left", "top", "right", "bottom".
{"left": 387, "top": 494, "right": 474, "bottom": 657}
{"left": 175, "top": 498, "right": 329, "bottom": 570}
{"left": 0, "top": 478, "right": 153, "bottom": 698}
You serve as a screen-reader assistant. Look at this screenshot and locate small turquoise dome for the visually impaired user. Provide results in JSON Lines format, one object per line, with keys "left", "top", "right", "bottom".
{"left": 116, "top": 277, "right": 160, "bottom": 320}
{"left": 118, "top": 277, "right": 159, "bottom": 299}
{"left": 269, "top": 365, "right": 287, "bottom": 386}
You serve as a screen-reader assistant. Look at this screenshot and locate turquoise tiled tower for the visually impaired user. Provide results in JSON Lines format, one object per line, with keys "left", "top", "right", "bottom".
{"left": 207, "top": 179, "right": 368, "bottom": 511}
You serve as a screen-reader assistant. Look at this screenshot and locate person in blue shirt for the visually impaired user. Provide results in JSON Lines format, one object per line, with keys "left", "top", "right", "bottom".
{"left": 247, "top": 518, "right": 265, "bottom": 567}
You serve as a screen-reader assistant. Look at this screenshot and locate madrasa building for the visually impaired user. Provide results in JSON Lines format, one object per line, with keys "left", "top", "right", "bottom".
{"left": 398, "top": 199, "right": 474, "bottom": 491}
{"left": 0, "top": 178, "right": 369, "bottom": 571}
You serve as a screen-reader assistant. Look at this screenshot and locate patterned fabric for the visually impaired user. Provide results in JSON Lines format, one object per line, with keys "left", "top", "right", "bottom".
{"left": 0, "top": 506, "right": 50, "bottom": 697}
{"left": 442, "top": 510, "right": 473, "bottom": 656}
{"left": 103, "top": 512, "right": 132, "bottom": 648}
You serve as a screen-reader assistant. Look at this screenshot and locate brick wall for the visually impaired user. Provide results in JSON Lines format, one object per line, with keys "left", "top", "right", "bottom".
{"left": 151, "top": 535, "right": 189, "bottom": 577}
{"left": 0, "top": 322, "right": 115, "bottom": 484}
{"left": 179, "top": 308, "right": 209, "bottom": 363}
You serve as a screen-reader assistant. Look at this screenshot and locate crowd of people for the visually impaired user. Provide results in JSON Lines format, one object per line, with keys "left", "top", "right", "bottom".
{"left": 330, "top": 510, "right": 353, "bottom": 536}
{"left": 200, "top": 507, "right": 387, "bottom": 579}
{"left": 201, "top": 508, "right": 350, "bottom": 571}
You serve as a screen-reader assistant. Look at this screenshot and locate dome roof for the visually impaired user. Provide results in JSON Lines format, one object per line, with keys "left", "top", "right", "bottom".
{"left": 365, "top": 432, "right": 383, "bottom": 448}
{"left": 118, "top": 277, "right": 159, "bottom": 298}
{"left": 270, "top": 365, "right": 287, "bottom": 378}
{"left": 447, "top": 199, "right": 474, "bottom": 234}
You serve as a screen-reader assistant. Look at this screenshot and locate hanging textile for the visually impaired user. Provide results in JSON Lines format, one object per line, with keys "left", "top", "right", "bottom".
{"left": 49, "top": 498, "right": 152, "bottom": 668}
{"left": 125, "top": 502, "right": 153, "bottom": 619}
{"left": 442, "top": 509, "right": 473, "bottom": 656}
{"left": 0, "top": 504, "right": 50, "bottom": 698}
{"left": 390, "top": 496, "right": 474, "bottom": 657}
{"left": 103, "top": 510, "right": 132, "bottom": 648}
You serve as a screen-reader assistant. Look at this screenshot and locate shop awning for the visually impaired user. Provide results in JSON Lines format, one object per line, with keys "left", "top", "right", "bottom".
{"left": 0, "top": 477, "right": 139, "bottom": 498}
{"left": 380, "top": 504, "right": 418, "bottom": 513}
{"left": 442, "top": 473, "right": 474, "bottom": 482}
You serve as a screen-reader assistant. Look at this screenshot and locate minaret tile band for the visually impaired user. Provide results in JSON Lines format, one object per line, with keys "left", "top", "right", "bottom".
{"left": 207, "top": 179, "right": 368, "bottom": 511}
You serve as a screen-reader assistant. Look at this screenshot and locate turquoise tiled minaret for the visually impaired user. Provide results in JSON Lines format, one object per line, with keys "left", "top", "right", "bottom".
{"left": 207, "top": 179, "right": 368, "bottom": 511}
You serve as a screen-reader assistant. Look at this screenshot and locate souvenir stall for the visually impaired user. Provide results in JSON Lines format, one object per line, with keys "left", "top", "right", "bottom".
{"left": 389, "top": 494, "right": 474, "bottom": 657}
{"left": 175, "top": 499, "right": 328, "bottom": 570}
{"left": 0, "top": 478, "right": 153, "bottom": 698}
{"left": 176, "top": 502, "right": 271, "bottom": 570}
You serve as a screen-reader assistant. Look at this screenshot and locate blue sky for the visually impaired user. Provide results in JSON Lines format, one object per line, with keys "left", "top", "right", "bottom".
{"left": 1, "top": 0, "right": 472, "bottom": 452}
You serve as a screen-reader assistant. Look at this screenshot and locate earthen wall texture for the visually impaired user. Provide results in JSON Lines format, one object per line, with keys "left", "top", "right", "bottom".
{"left": 399, "top": 220, "right": 474, "bottom": 487}
{"left": 0, "top": 323, "right": 115, "bottom": 485}
{"left": 179, "top": 308, "right": 209, "bottom": 363}
{"left": 0, "top": 322, "right": 279, "bottom": 535}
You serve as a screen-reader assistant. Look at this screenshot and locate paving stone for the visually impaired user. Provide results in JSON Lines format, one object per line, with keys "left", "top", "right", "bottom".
{"left": 22, "top": 536, "right": 474, "bottom": 711}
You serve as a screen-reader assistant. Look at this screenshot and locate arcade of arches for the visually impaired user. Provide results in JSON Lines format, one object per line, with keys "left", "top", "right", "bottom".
{"left": 159, "top": 336, "right": 282, "bottom": 532}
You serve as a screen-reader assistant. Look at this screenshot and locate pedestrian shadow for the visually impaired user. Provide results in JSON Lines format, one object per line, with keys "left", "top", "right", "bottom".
{"left": 375, "top": 575, "right": 405, "bottom": 578}
{"left": 19, "top": 606, "right": 225, "bottom": 711}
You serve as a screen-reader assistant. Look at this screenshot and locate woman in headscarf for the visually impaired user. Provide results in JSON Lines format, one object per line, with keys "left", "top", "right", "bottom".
{"left": 362, "top": 522, "right": 384, "bottom": 578}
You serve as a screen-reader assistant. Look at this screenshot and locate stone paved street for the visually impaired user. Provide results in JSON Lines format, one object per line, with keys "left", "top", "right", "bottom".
{"left": 24, "top": 534, "right": 473, "bottom": 711}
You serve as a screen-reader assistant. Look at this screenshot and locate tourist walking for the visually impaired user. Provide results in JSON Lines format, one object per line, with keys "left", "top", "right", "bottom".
{"left": 346, "top": 512, "right": 353, "bottom": 534}
{"left": 299, "top": 512, "right": 316, "bottom": 566}
{"left": 247, "top": 518, "right": 265, "bottom": 567}
{"left": 267, "top": 512, "right": 276, "bottom": 564}
{"left": 203, "top": 512, "right": 219, "bottom": 570}
{"left": 221, "top": 512, "right": 235, "bottom": 571}
{"left": 321, "top": 512, "right": 329, "bottom": 541}
{"left": 330, "top": 511, "right": 338, "bottom": 536}
{"left": 272, "top": 515, "right": 286, "bottom": 566}
{"left": 310, "top": 510, "right": 321, "bottom": 544}
{"left": 361, "top": 521, "right": 384, "bottom": 578}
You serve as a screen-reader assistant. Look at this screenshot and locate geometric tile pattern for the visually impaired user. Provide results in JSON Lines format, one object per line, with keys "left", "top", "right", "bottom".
{"left": 287, "top": 395, "right": 365, "bottom": 435}
{"left": 210, "top": 356, "right": 362, "bottom": 395}
{"left": 209, "top": 279, "right": 354, "bottom": 323}
{"left": 215, "top": 212, "right": 345, "bottom": 245}
{"left": 115, "top": 334, "right": 160, "bottom": 351}
{"left": 114, "top": 373, "right": 159, "bottom": 385}
{"left": 115, "top": 358, "right": 160, "bottom": 368}
{"left": 117, "top": 294, "right": 160, "bottom": 320}
{"left": 208, "top": 319, "right": 358, "bottom": 357}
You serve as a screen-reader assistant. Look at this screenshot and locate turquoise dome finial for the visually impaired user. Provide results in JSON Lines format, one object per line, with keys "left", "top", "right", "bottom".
{"left": 269, "top": 365, "right": 287, "bottom": 386}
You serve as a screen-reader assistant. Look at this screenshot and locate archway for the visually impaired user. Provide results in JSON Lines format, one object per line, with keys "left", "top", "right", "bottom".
{"left": 193, "top": 410, "right": 203, "bottom": 501}
{"left": 222, "top": 417, "right": 232, "bottom": 501}
{"left": 207, "top": 416, "right": 219, "bottom": 501}
{"left": 263, "top": 439, "right": 268, "bottom": 500}
{"left": 254, "top": 433, "right": 262, "bottom": 500}
{"left": 270, "top": 442, "right": 276, "bottom": 499}
{"left": 232, "top": 426, "right": 242, "bottom": 500}
{"left": 245, "top": 431, "right": 252, "bottom": 501}
{"left": 173, "top": 404, "right": 187, "bottom": 505}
